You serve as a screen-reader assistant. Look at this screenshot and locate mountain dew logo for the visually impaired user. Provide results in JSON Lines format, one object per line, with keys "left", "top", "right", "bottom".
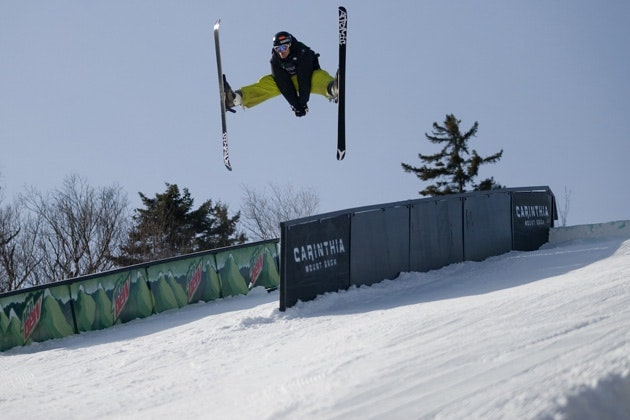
{"left": 113, "top": 275, "right": 131, "bottom": 322}
{"left": 187, "top": 263, "right": 203, "bottom": 302}
{"left": 22, "top": 294, "right": 43, "bottom": 341}
{"left": 249, "top": 252, "right": 264, "bottom": 289}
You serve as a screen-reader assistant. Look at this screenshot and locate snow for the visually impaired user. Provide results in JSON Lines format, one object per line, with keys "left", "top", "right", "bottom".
{"left": 1, "top": 225, "right": 630, "bottom": 419}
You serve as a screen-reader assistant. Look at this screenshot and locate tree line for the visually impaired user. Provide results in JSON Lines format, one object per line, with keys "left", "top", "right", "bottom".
{"left": 1, "top": 113, "right": 504, "bottom": 292}
{"left": 0, "top": 176, "right": 319, "bottom": 292}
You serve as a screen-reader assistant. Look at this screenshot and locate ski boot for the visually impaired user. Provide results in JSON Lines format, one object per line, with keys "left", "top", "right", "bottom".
{"left": 327, "top": 70, "right": 339, "bottom": 103}
{"left": 222, "top": 74, "right": 240, "bottom": 113}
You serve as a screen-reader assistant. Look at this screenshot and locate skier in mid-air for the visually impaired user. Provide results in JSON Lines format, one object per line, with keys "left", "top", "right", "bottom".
{"left": 222, "top": 31, "right": 338, "bottom": 117}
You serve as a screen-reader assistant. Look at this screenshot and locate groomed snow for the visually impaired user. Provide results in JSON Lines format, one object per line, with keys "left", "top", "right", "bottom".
{"left": 1, "top": 227, "right": 629, "bottom": 419}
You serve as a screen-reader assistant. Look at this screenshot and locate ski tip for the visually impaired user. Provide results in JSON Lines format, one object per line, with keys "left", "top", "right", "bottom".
{"left": 337, "top": 149, "right": 346, "bottom": 161}
{"left": 214, "top": 19, "right": 220, "bottom": 30}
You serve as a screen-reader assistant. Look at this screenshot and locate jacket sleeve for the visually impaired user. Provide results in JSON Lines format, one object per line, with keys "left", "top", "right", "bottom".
{"left": 271, "top": 54, "right": 300, "bottom": 109}
{"left": 295, "top": 46, "right": 316, "bottom": 107}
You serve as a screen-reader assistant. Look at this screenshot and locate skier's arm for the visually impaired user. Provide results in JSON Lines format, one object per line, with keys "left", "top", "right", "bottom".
{"left": 296, "top": 48, "right": 316, "bottom": 108}
{"left": 271, "top": 59, "right": 300, "bottom": 109}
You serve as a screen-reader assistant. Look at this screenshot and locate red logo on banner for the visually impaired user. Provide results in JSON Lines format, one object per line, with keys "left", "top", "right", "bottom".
{"left": 113, "top": 276, "right": 131, "bottom": 321}
{"left": 249, "top": 253, "right": 264, "bottom": 288}
{"left": 23, "top": 295, "right": 43, "bottom": 341}
{"left": 187, "top": 264, "right": 202, "bottom": 302}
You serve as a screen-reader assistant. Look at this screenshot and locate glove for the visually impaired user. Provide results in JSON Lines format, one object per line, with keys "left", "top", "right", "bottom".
{"left": 293, "top": 105, "right": 309, "bottom": 117}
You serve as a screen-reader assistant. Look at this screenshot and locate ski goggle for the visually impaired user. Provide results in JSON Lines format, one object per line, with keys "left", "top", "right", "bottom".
{"left": 273, "top": 44, "right": 290, "bottom": 53}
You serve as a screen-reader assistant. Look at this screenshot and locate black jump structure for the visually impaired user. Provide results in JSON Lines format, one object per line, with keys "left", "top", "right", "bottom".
{"left": 279, "top": 186, "right": 556, "bottom": 311}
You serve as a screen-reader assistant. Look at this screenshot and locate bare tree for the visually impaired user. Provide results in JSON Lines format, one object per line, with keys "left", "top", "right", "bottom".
{"left": 23, "top": 174, "right": 130, "bottom": 283}
{"left": 0, "top": 201, "right": 43, "bottom": 292}
{"left": 241, "top": 182, "right": 320, "bottom": 240}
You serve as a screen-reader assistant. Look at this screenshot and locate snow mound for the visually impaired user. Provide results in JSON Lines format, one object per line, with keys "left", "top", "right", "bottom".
{"left": 1, "top": 232, "right": 629, "bottom": 419}
{"left": 543, "top": 372, "right": 630, "bottom": 420}
{"left": 550, "top": 220, "right": 630, "bottom": 244}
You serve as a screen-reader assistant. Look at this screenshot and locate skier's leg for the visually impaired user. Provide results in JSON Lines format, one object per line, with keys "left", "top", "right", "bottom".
{"left": 310, "top": 69, "right": 336, "bottom": 100}
{"left": 239, "top": 75, "right": 281, "bottom": 108}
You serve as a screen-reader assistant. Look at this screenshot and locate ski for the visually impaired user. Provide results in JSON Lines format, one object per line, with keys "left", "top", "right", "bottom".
{"left": 337, "top": 6, "right": 347, "bottom": 161}
{"left": 213, "top": 19, "right": 232, "bottom": 171}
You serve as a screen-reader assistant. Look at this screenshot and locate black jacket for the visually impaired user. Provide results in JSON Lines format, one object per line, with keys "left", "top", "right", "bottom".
{"left": 270, "top": 38, "right": 321, "bottom": 109}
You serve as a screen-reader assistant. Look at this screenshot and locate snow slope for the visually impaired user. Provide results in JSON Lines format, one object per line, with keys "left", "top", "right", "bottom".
{"left": 1, "top": 225, "right": 629, "bottom": 419}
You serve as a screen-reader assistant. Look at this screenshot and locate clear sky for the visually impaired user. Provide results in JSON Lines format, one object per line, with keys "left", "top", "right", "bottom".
{"left": 1, "top": 1, "right": 628, "bottom": 226}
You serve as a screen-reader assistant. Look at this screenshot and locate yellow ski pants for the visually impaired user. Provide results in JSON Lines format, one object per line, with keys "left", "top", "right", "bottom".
{"left": 238, "top": 69, "right": 335, "bottom": 108}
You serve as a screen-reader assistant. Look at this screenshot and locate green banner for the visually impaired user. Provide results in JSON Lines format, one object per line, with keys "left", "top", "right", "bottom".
{"left": 1, "top": 239, "right": 279, "bottom": 351}
{"left": 69, "top": 269, "right": 153, "bottom": 332}
{"left": 148, "top": 261, "right": 194, "bottom": 314}
{"left": 215, "top": 242, "right": 280, "bottom": 296}
{"left": 0, "top": 284, "right": 75, "bottom": 351}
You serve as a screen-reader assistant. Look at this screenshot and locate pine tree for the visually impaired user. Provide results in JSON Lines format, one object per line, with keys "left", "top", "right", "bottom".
{"left": 115, "top": 183, "right": 246, "bottom": 265}
{"left": 402, "top": 114, "right": 503, "bottom": 196}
